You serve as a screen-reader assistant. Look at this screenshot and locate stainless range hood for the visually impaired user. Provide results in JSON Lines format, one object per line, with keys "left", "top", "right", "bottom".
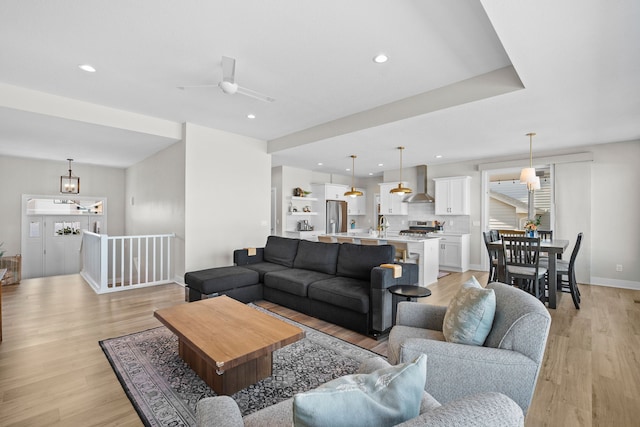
{"left": 404, "top": 165, "right": 435, "bottom": 203}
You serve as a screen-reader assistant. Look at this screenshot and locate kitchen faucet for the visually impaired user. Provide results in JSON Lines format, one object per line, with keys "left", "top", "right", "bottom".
{"left": 379, "top": 216, "right": 388, "bottom": 237}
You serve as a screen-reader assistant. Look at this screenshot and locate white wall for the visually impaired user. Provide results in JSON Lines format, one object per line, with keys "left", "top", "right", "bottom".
{"left": 0, "top": 155, "right": 125, "bottom": 256}
{"left": 184, "top": 123, "right": 271, "bottom": 271}
{"left": 125, "top": 140, "right": 186, "bottom": 282}
{"left": 588, "top": 140, "right": 640, "bottom": 287}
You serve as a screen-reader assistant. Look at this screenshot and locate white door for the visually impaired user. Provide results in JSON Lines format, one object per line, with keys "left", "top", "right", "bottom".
{"left": 44, "top": 216, "right": 89, "bottom": 276}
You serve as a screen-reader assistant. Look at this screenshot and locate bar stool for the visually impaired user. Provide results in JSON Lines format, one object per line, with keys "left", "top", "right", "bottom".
{"left": 391, "top": 242, "right": 419, "bottom": 264}
{"left": 336, "top": 236, "right": 356, "bottom": 244}
{"left": 359, "top": 238, "right": 380, "bottom": 246}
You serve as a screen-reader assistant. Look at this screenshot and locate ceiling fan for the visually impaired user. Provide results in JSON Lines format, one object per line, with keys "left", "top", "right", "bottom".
{"left": 178, "top": 56, "right": 275, "bottom": 103}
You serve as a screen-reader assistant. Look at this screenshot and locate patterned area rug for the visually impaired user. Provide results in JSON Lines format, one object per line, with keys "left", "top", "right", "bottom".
{"left": 100, "top": 304, "right": 384, "bottom": 427}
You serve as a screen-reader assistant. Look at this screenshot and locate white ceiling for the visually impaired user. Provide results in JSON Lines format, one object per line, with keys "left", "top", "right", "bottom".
{"left": 0, "top": 0, "right": 638, "bottom": 173}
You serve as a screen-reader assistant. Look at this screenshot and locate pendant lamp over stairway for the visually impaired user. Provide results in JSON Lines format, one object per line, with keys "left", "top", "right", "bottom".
{"left": 344, "top": 155, "right": 363, "bottom": 198}
{"left": 60, "top": 158, "right": 80, "bottom": 194}
{"left": 390, "top": 146, "right": 412, "bottom": 196}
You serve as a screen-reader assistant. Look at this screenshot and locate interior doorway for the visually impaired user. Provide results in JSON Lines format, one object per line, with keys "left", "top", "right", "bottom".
{"left": 21, "top": 195, "right": 107, "bottom": 279}
{"left": 480, "top": 166, "right": 554, "bottom": 269}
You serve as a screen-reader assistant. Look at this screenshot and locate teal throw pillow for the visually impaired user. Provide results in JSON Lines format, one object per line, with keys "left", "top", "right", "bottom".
{"left": 292, "top": 354, "right": 427, "bottom": 427}
{"left": 442, "top": 276, "right": 496, "bottom": 346}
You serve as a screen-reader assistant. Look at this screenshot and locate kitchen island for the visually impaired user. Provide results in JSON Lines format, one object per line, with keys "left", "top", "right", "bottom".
{"left": 321, "top": 232, "right": 441, "bottom": 286}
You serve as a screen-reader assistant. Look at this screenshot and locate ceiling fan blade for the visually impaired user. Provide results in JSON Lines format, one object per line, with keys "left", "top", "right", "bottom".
{"left": 177, "top": 84, "right": 218, "bottom": 90}
{"left": 236, "top": 86, "right": 276, "bottom": 103}
{"left": 221, "top": 56, "right": 236, "bottom": 83}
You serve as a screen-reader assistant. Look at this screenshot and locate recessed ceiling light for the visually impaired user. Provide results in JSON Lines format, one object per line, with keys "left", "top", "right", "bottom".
{"left": 346, "top": 168, "right": 351, "bottom": 172}
{"left": 317, "top": 162, "right": 323, "bottom": 166}
{"left": 373, "top": 54, "right": 388, "bottom": 64}
{"left": 78, "top": 64, "right": 96, "bottom": 73}
{"left": 247, "top": 114, "right": 256, "bottom": 119}
{"left": 378, "top": 163, "right": 384, "bottom": 167}
{"left": 435, "top": 155, "right": 443, "bottom": 159}
{"left": 369, "top": 172, "right": 373, "bottom": 176}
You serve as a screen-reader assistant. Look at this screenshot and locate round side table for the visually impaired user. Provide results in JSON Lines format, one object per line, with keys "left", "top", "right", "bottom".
{"left": 388, "top": 284, "right": 432, "bottom": 301}
{"left": 388, "top": 285, "right": 432, "bottom": 326}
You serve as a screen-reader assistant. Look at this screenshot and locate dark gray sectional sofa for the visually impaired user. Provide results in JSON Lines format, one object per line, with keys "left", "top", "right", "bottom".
{"left": 185, "top": 235, "right": 418, "bottom": 337}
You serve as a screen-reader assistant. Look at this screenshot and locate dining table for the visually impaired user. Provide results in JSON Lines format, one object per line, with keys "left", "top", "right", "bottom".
{"left": 489, "top": 238, "right": 569, "bottom": 309}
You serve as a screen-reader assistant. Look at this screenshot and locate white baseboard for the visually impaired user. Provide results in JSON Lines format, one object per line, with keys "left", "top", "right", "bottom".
{"left": 469, "top": 264, "right": 486, "bottom": 272}
{"left": 173, "top": 275, "right": 185, "bottom": 286}
{"left": 589, "top": 277, "right": 640, "bottom": 291}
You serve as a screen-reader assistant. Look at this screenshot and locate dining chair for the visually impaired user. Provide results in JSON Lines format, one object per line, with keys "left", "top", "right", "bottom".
{"left": 542, "top": 232, "right": 582, "bottom": 309}
{"left": 317, "top": 235, "right": 335, "bottom": 243}
{"left": 536, "top": 230, "right": 553, "bottom": 260}
{"left": 537, "top": 230, "right": 553, "bottom": 241}
{"left": 482, "top": 231, "right": 499, "bottom": 284}
{"left": 501, "top": 236, "right": 547, "bottom": 300}
{"left": 497, "top": 229, "right": 526, "bottom": 237}
{"left": 358, "top": 238, "right": 380, "bottom": 246}
{"left": 336, "top": 236, "right": 355, "bottom": 244}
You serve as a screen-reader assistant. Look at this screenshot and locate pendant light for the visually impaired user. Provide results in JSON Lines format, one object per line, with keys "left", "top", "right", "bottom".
{"left": 519, "top": 133, "right": 537, "bottom": 189}
{"left": 390, "top": 146, "right": 412, "bottom": 196}
{"left": 344, "top": 155, "right": 364, "bottom": 198}
{"left": 60, "top": 158, "right": 80, "bottom": 194}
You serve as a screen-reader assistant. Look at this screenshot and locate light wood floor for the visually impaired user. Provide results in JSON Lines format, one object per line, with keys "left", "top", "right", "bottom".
{"left": 0, "top": 272, "right": 638, "bottom": 426}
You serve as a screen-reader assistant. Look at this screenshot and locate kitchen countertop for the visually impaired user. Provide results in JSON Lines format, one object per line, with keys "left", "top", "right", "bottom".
{"left": 324, "top": 232, "right": 441, "bottom": 242}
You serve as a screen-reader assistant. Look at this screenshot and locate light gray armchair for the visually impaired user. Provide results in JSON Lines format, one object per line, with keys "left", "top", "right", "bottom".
{"left": 196, "top": 356, "right": 524, "bottom": 427}
{"left": 388, "top": 281, "right": 551, "bottom": 414}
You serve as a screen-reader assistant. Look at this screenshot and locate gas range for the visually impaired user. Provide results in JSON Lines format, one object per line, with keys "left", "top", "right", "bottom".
{"left": 399, "top": 220, "right": 439, "bottom": 236}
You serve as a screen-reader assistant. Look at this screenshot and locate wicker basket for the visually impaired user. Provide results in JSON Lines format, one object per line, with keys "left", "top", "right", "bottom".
{"left": 0, "top": 255, "right": 21, "bottom": 285}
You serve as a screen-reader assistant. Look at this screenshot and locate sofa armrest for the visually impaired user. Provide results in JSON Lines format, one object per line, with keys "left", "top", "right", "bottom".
{"left": 370, "top": 262, "right": 419, "bottom": 290}
{"left": 397, "top": 392, "right": 524, "bottom": 427}
{"left": 398, "top": 338, "right": 538, "bottom": 413}
{"left": 196, "top": 396, "right": 244, "bottom": 427}
{"left": 369, "top": 263, "right": 420, "bottom": 333}
{"left": 396, "top": 302, "right": 447, "bottom": 330}
{"left": 233, "top": 247, "right": 265, "bottom": 265}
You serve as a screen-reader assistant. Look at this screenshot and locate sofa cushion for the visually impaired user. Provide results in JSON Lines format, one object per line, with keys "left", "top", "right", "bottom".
{"left": 264, "top": 268, "right": 335, "bottom": 297}
{"left": 336, "top": 243, "right": 394, "bottom": 281}
{"left": 442, "top": 276, "right": 496, "bottom": 346}
{"left": 242, "top": 261, "right": 289, "bottom": 282}
{"left": 308, "top": 277, "right": 370, "bottom": 313}
{"left": 263, "top": 236, "right": 300, "bottom": 268}
{"left": 293, "top": 354, "right": 427, "bottom": 427}
{"left": 293, "top": 240, "right": 340, "bottom": 274}
{"left": 184, "top": 266, "right": 259, "bottom": 295}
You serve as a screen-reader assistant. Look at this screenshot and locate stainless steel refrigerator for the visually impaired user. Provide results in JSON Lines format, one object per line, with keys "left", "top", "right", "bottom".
{"left": 326, "top": 200, "right": 347, "bottom": 234}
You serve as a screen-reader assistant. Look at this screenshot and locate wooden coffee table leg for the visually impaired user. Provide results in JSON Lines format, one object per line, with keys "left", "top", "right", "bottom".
{"left": 179, "top": 339, "right": 272, "bottom": 395}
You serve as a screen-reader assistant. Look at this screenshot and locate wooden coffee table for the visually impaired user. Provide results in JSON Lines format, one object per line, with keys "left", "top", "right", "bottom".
{"left": 154, "top": 296, "right": 304, "bottom": 395}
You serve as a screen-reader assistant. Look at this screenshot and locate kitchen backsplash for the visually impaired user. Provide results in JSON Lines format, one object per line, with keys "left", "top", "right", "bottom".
{"left": 382, "top": 202, "right": 471, "bottom": 234}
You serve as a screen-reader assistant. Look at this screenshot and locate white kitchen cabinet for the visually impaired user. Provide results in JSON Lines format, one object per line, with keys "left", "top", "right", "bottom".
{"left": 434, "top": 176, "right": 471, "bottom": 215}
{"left": 437, "top": 234, "right": 470, "bottom": 272}
{"left": 324, "top": 184, "right": 348, "bottom": 201}
{"left": 378, "top": 182, "right": 408, "bottom": 215}
{"left": 346, "top": 188, "right": 366, "bottom": 215}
